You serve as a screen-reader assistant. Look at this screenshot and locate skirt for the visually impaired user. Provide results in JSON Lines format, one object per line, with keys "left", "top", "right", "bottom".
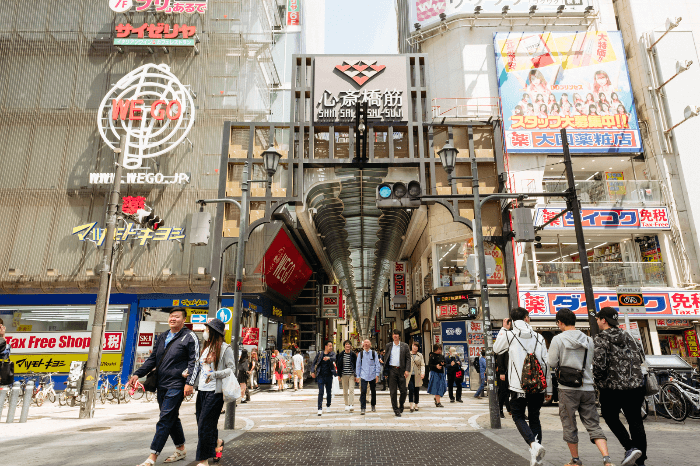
{"left": 427, "top": 371, "right": 447, "bottom": 396}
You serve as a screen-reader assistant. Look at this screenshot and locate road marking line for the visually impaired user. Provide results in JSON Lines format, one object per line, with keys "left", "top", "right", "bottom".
{"left": 468, "top": 414, "right": 482, "bottom": 430}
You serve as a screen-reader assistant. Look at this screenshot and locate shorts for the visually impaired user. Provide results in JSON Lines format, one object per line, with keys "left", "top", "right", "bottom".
{"left": 294, "top": 370, "right": 303, "bottom": 378}
{"left": 275, "top": 371, "right": 283, "bottom": 379}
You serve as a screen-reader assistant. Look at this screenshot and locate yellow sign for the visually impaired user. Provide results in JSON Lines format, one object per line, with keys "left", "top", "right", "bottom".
{"left": 272, "top": 306, "right": 283, "bottom": 318}
{"left": 186, "top": 308, "right": 208, "bottom": 322}
{"left": 16, "top": 325, "right": 32, "bottom": 332}
{"left": 173, "top": 300, "right": 180, "bottom": 306}
{"left": 181, "top": 299, "right": 207, "bottom": 307}
{"left": 11, "top": 353, "right": 122, "bottom": 374}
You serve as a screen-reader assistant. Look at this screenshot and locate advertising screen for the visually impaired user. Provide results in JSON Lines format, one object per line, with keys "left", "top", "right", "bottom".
{"left": 494, "top": 31, "right": 642, "bottom": 154}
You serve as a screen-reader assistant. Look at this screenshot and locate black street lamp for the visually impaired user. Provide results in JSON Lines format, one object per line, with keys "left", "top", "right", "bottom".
{"left": 437, "top": 141, "right": 458, "bottom": 179}
{"left": 261, "top": 145, "right": 282, "bottom": 186}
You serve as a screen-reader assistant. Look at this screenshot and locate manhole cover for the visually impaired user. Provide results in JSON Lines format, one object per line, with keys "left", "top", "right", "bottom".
{"left": 79, "top": 427, "right": 111, "bottom": 432}
{"left": 123, "top": 417, "right": 149, "bottom": 421}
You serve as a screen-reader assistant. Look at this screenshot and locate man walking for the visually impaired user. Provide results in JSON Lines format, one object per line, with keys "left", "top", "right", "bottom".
{"left": 336, "top": 340, "right": 357, "bottom": 412}
{"left": 383, "top": 329, "right": 411, "bottom": 417}
{"left": 496, "top": 349, "right": 511, "bottom": 418}
{"left": 311, "top": 341, "right": 336, "bottom": 416}
{"left": 550, "top": 309, "right": 615, "bottom": 466}
{"left": 593, "top": 307, "right": 647, "bottom": 466}
{"left": 378, "top": 349, "right": 387, "bottom": 390}
{"left": 355, "top": 339, "right": 382, "bottom": 415}
{"left": 130, "top": 308, "right": 199, "bottom": 466}
{"left": 494, "top": 308, "right": 552, "bottom": 466}
{"left": 292, "top": 349, "right": 304, "bottom": 391}
{"left": 474, "top": 349, "right": 487, "bottom": 398}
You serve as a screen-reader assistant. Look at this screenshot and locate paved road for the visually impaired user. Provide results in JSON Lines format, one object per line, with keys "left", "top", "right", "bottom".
{"left": 1, "top": 386, "right": 697, "bottom": 465}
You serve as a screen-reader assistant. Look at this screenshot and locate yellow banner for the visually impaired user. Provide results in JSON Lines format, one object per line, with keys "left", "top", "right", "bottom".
{"left": 10, "top": 353, "right": 122, "bottom": 374}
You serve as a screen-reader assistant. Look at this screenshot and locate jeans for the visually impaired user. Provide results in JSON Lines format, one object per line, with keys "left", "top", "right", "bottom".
{"left": 341, "top": 375, "right": 355, "bottom": 406}
{"left": 195, "top": 390, "right": 224, "bottom": 461}
{"left": 388, "top": 366, "right": 407, "bottom": 413}
{"left": 408, "top": 375, "right": 420, "bottom": 404}
{"left": 317, "top": 376, "right": 333, "bottom": 410}
{"left": 151, "top": 387, "right": 186, "bottom": 455}
{"left": 474, "top": 376, "right": 486, "bottom": 397}
{"left": 447, "top": 372, "right": 462, "bottom": 401}
{"left": 599, "top": 386, "right": 647, "bottom": 464}
{"left": 360, "top": 379, "right": 377, "bottom": 410}
{"left": 510, "top": 391, "right": 545, "bottom": 446}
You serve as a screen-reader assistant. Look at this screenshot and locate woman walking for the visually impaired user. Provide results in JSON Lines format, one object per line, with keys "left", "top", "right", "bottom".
{"left": 194, "top": 318, "right": 234, "bottom": 466}
{"left": 273, "top": 350, "right": 285, "bottom": 391}
{"left": 406, "top": 342, "right": 425, "bottom": 412}
{"left": 445, "top": 347, "right": 463, "bottom": 403}
{"left": 249, "top": 351, "right": 258, "bottom": 391}
{"left": 238, "top": 349, "right": 250, "bottom": 404}
{"left": 427, "top": 344, "right": 447, "bottom": 407}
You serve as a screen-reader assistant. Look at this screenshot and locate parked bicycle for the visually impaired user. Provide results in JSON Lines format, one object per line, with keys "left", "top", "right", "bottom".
{"left": 126, "top": 377, "right": 146, "bottom": 401}
{"left": 662, "top": 369, "right": 700, "bottom": 421}
{"left": 38, "top": 372, "right": 58, "bottom": 404}
{"left": 98, "top": 372, "right": 130, "bottom": 404}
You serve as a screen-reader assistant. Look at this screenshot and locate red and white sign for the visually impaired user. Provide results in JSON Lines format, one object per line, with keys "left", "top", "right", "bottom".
{"left": 241, "top": 327, "right": 260, "bottom": 346}
{"left": 5, "top": 332, "right": 124, "bottom": 354}
{"left": 286, "top": 0, "right": 301, "bottom": 32}
{"left": 390, "top": 262, "right": 409, "bottom": 310}
{"left": 138, "top": 333, "right": 154, "bottom": 348}
{"left": 254, "top": 228, "right": 313, "bottom": 300}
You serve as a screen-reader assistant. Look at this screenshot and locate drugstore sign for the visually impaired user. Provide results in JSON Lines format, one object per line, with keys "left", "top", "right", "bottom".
{"left": 535, "top": 207, "right": 670, "bottom": 229}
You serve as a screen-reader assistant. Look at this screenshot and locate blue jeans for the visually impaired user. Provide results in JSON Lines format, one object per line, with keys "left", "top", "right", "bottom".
{"left": 151, "top": 388, "right": 186, "bottom": 455}
{"left": 474, "top": 376, "right": 486, "bottom": 397}
{"left": 195, "top": 390, "right": 224, "bottom": 461}
{"left": 510, "top": 391, "right": 545, "bottom": 445}
{"left": 360, "top": 379, "right": 377, "bottom": 409}
{"left": 317, "top": 376, "right": 332, "bottom": 410}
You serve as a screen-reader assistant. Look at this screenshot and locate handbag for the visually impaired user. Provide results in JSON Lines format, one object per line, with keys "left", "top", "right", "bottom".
{"left": 0, "top": 358, "right": 14, "bottom": 386}
{"left": 222, "top": 346, "right": 241, "bottom": 402}
{"left": 143, "top": 333, "right": 177, "bottom": 392}
{"left": 556, "top": 347, "right": 588, "bottom": 388}
{"left": 645, "top": 372, "right": 660, "bottom": 396}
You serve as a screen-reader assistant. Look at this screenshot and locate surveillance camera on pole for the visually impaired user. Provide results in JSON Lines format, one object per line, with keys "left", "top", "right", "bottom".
{"left": 190, "top": 210, "right": 211, "bottom": 246}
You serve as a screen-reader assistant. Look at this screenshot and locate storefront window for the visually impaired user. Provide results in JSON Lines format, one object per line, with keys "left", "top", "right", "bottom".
{"left": 0, "top": 306, "right": 128, "bottom": 333}
{"left": 437, "top": 239, "right": 505, "bottom": 287}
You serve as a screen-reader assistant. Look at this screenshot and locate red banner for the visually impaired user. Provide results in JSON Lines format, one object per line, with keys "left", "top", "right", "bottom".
{"left": 254, "top": 228, "right": 312, "bottom": 300}
{"left": 685, "top": 329, "right": 700, "bottom": 358}
{"left": 241, "top": 327, "right": 260, "bottom": 346}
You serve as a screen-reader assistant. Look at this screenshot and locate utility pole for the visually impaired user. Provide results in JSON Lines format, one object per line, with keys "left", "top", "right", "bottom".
{"left": 79, "top": 139, "right": 126, "bottom": 418}
{"left": 561, "top": 129, "right": 599, "bottom": 336}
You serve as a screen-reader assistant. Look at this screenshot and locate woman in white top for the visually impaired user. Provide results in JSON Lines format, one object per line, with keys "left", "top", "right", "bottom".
{"left": 195, "top": 318, "right": 234, "bottom": 466}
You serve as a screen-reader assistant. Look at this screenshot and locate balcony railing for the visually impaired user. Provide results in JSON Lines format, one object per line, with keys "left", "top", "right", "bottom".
{"left": 535, "top": 261, "right": 668, "bottom": 288}
{"left": 431, "top": 97, "right": 500, "bottom": 120}
{"left": 543, "top": 180, "right": 662, "bottom": 205}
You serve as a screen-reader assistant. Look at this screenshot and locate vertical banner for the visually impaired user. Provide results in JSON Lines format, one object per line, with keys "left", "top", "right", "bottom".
{"left": 494, "top": 31, "right": 642, "bottom": 154}
{"left": 322, "top": 284, "right": 340, "bottom": 318}
{"left": 286, "top": 0, "right": 302, "bottom": 32}
{"left": 390, "top": 262, "right": 409, "bottom": 310}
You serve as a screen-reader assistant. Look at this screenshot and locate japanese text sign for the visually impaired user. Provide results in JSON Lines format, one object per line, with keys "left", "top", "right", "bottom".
{"left": 5, "top": 332, "right": 124, "bottom": 355}
{"left": 390, "top": 262, "right": 409, "bottom": 310}
{"left": 684, "top": 329, "right": 699, "bottom": 358}
{"left": 494, "top": 31, "right": 642, "bottom": 154}
{"left": 72, "top": 222, "right": 185, "bottom": 246}
{"left": 535, "top": 207, "right": 670, "bottom": 230}
{"left": 286, "top": 0, "right": 301, "bottom": 32}
{"left": 241, "top": 327, "right": 260, "bottom": 346}
{"left": 114, "top": 23, "right": 196, "bottom": 46}
{"left": 112, "top": 0, "right": 208, "bottom": 14}
{"left": 11, "top": 353, "right": 122, "bottom": 374}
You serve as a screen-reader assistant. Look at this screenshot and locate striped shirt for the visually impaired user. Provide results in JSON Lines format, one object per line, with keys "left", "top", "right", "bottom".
{"left": 342, "top": 352, "right": 354, "bottom": 375}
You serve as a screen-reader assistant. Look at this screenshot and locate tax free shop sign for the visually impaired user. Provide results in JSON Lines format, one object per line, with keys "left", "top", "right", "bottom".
{"left": 4, "top": 332, "right": 124, "bottom": 354}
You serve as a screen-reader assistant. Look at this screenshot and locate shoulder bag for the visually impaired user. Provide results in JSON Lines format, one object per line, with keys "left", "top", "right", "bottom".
{"left": 556, "top": 346, "right": 588, "bottom": 388}
{"left": 221, "top": 345, "right": 241, "bottom": 402}
{"left": 143, "top": 333, "right": 177, "bottom": 392}
{"left": 0, "top": 338, "right": 12, "bottom": 386}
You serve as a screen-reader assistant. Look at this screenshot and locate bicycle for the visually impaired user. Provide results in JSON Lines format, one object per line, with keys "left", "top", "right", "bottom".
{"left": 14, "top": 372, "right": 45, "bottom": 407}
{"left": 126, "top": 378, "right": 146, "bottom": 401}
{"left": 663, "top": 369, "right": 700, "bottom": 421}
{"left": 38, "top": 372, "right": 58, "bottom": 404}
{"left": 99, "top": 373, "right": 130, "bottom": 404}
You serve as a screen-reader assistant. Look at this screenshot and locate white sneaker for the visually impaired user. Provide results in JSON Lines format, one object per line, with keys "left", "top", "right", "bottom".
{"left": 317, "top": 409, "right": 322, "bottom": 416}
{"left": 349, "top": 405, "right": 354, "bottom": 412}
{"left": 324, "top": 406, "right": 331, "bottom": 413}
{"left": 345, "top": 405, "right": 350, "bottom": 411}
{"left": 529, "top": 441, "right": 546, "bottom": 466}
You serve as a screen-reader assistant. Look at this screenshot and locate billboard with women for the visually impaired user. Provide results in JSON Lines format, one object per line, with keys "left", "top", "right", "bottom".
{"left": 493, "top": 31, "right": 642, "bottom": 154}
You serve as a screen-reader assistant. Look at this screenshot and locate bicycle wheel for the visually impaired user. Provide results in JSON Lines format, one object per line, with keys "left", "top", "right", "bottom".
{"left": 659, "top": 383, "right": 688, "bottom": 422}
{"left": 130, "top": 385, "right": 144, "bottom": 401}
{"left": 58, "top": 392, "right": 67, "bottom": 406}
{"left": 34, "top": 392, "right": 45, "bottom": 407}
{"left": 120, "top": 385, "right": 130, "bottom": 404}
{"left": 99, "top": 386, "right": 107, "bottom": 404}
{"left": 146, "top": 390, "right": 155, "bottom": 402}
{"left": 47, "top": 391, "right": 56, "bottom": 404}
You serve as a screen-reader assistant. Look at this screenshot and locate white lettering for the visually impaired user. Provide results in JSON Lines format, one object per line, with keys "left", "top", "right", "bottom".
{"left": 127, "top": 172, "right": 138, "bottom": 184}
{"left": 178, "top": 173, "right": 190, "bottom": 184}
{"left": 145, "top": 173, "right": 155, "bottom": 183}
{"left": 137, "top": 173, "right": 146, "bottom": 183}
{"left": 155, "top": 173, "right": 164, "bottom": 183}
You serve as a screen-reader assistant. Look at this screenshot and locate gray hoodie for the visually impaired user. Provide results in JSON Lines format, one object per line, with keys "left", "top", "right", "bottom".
{"left": 548, "top": 329, "right": 594, "bottom": 391}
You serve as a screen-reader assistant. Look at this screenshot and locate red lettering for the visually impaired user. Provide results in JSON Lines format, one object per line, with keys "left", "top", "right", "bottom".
{"left": 112, "top": 99, "right": 131, "bottom": 120}
{"left": 129, "top": 100, "right": 144, "bottom": 120}
{"left": 166, "top": 100, "right": 181, "bottom": 120}
{"left": 48, "top": 337, "right": 56, "bottom": 348}
{"left": 151, "top": 100, "right": 167, "bottom": 120}
{"left": 59, "top": 335, "right": 68, "bottom": 348}
{"left": 28, "top": 335, "right": 39, "bottom": 348}
{"left": 39, "top": 337, "right": 49, "bottom": 349}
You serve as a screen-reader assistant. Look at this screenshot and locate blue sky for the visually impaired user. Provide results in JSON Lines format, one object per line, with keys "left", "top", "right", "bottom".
{"left": 323, "top": 0, "right": 398, "bottom": 54}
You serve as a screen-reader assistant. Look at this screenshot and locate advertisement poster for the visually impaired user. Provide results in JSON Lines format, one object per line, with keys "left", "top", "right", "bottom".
{"left": 685, "top": 329, "right": 700, "bottom": 358}
{"left": 254, "top": 228, "right": 313, "bottom": 301}
{"left": 463, "top": 239, "right": 504, "bottom": 285}
{"left": 494, "top": 31, "right": 642, "bottom": 153}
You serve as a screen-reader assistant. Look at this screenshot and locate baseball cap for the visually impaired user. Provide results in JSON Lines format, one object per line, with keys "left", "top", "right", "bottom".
{"left": 596, "top": 307, "right": 619, "bottom": 327}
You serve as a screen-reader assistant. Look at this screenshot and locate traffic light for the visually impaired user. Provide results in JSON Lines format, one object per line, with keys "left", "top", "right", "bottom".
{"left": 467, "top": 298, "right": 478, "bottom": 319}
{"left": 189, "top": 211, "right": 211, "bottom": 246}
{"left": 134, "top": 207, "right": 164, "bottom": 231}
{"left": 376, "top": 181, "right": 421, "bottom": 209}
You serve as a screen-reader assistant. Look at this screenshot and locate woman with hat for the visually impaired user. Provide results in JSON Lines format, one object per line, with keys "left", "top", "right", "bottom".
{"left": 195, "top": 318, "right": 234, "bottom": 466}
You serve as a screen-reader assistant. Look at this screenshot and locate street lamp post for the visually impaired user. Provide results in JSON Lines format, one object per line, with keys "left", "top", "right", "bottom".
{"left": 198, "top": 144, "right": 282, "bottom": 430}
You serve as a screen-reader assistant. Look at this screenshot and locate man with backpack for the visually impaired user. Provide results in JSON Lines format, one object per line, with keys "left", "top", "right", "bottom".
{"left": 494, "top": 307, "right": 552, "bottom": 466}
{"left": 355, "top": 339, "right": 382, "bottom": 415}
{"left": 550, "top": 309, "right": 614, "bottom": 466}
{"left": 593, "top": 307, "right": 646, "bottom": 466}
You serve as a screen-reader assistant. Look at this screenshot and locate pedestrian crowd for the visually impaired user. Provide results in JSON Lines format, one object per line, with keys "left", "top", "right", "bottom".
{"left": 124, "top": 304, "right": 649, "bottom": 466}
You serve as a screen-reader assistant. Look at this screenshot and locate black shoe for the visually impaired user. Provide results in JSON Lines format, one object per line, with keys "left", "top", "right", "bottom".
{"left": 241, "top": 400, "right": 247, "bottom": 404}
{"left": 456, "top": 399, "right": 463, "bottom": 403}
{"left": 395, "top": 411, "right": 401, "bottom": 417}
{"left": 500, "top": 412, "right": 505, "bottom": 419}
{"left": 371, "top": 406, "right": 376, "bottom": 412}
{"left": 450, "top": 399, "right": 455, "bottom": 403}
{"left": 400, "top": 405, "right": 404, "bottom": 413}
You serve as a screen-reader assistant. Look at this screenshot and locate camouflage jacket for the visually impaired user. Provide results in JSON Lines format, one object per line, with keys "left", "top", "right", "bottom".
{"left": 592, "top": 327, "right": 645, "bottom": 390}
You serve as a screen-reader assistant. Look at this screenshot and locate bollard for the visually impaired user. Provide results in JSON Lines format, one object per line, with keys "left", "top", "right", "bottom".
{"left": 6, "top": 381, "right": 21, "bottom": 423}
{"left": 0, "top": 385, "right": 8, "bottom": 421}
{"left": 19, "top": 380, "right": 34, "bottom": 423}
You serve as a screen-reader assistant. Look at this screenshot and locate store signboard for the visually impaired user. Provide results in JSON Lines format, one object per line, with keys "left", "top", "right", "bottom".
{"left": 442, "top": 321, "right": 467, "bottom": 342}
{"left": 11, "top": 353, "right": 122, "bottom": 374}
{"left": 322, "top": 284, "right": 341, "bottom": 319}
{"left": 110, "top": 0, "right": 208, "bottom": 14}
{"left": 286, "top": 0, "right": 302, "bottom": 32}
{"left": 114, "top": 23, "right": 196, "bottom": 46}
{"left": 435, "top": 292, "right": 473, "bottom": 321}
{"left": 313, "top": 56, "right": 408, "bottom": 124}
{"left": 241, "top": 327, "right": 260, "bottom": 346}
{"left": 535, "top": 207, "right": 670, "bottom": 229}
{"left": 411, "top": 0, "right": 591, "bottom": 29}
{"left": 254, "top": 229, "right": 313, "bottom": 301}
{"left": 684, "top": 329, "right": 700, "bottom": 358}
{"left": 618, "top": 322, "right": 643, "bottom": 346}
{"left": 5, "top": 332, "right": 124, "bottom": 354}
{"left": 494, "top": 31, "right": 642, "bottom": 154}
{"left": 655, "top": 319, "right": 692, "bottom": 328}
{"left": 521, "top": 290, "right": 700, "bottom": 317}
{"left": 390, "top": 262, "right": 409, "bottom": 310}
{"left": 617, "top": 286, "right": 645, "bottom": 314}
{"left": 72, "top": 222, "right": 185, "bottom": 247}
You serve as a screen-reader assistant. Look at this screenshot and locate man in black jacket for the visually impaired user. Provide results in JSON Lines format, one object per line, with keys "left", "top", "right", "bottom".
{"left": 336, "top": 340, "right": 357, "bottom": 412}
{"left": 130, "top": 308, "right": 200, "bottom": 466}
{"left": 496, "top": 342, "right": 511, "bottom": 418}
{"left": 384, "top": 329, "right": 411, "bottom": 417}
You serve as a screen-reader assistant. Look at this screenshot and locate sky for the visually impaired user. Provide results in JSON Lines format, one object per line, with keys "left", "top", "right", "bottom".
{"left": 323, "top": 0, "right": 399, "bottom": 54}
